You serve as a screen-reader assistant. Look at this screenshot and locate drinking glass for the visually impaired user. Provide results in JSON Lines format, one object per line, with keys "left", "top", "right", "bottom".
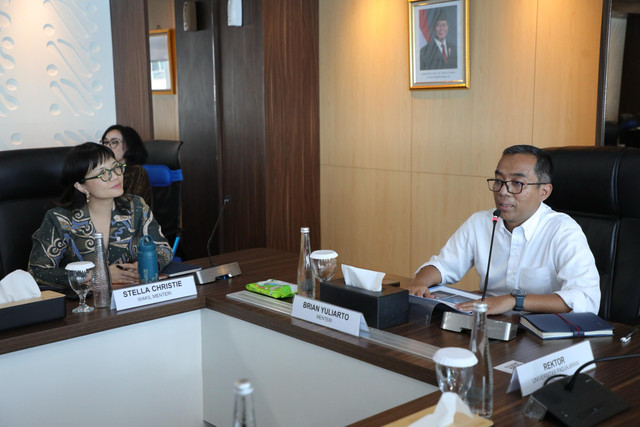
{"left": 65, "top": 261, "right": 95, "bottom": 313}
{"left": 310, "top": 250, "right": 338, "bottom": 282}
{"left": 433, "top": 347, "right": 477, "bottom": 401}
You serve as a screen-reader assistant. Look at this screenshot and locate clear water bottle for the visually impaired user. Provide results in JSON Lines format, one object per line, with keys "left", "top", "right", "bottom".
{"left": 467, "top": 301, "right": 493, "bottom": 418}
{"left": 297, "top": 227, "right": 314, "bottom": 298}
{"left": 138, "top": 235, "right": 159, "bottom": 283}
{"left": 91, "top": 232, "right": 112, "bottom": 308}
{"left": 233, "top": 379, "right": 256, "bottom": 427}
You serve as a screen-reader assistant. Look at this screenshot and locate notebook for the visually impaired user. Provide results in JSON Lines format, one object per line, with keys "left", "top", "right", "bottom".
{"left": 520, "top": 312, "right": 614, "bottom": 340}
{"left": 161, "top": 261, "right": 202, "bottom": 278}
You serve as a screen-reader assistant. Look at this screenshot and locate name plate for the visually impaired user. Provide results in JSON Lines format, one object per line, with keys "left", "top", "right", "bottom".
{"left": 291, "top": 295, "right": 369, "bottom": 337}
{"left": 507, "top": 340, "right": 594, "bottom": 396}
{"left": 111, "top": 275, "right": 197, "bottom": 311}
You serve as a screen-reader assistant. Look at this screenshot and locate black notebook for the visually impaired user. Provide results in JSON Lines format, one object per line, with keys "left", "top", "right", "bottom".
{"left": 161, "top": 261, "right": 202, "bottom": 278}
{"left": 520, "top": 312, "right": 614, "bottom": 340}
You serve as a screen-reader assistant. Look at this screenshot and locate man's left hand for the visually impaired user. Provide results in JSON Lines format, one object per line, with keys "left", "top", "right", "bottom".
{"left": 455, "top": 295, "right": 514, "bottom": 315}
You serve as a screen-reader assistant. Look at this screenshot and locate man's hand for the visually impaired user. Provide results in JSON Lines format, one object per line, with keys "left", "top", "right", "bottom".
{"left": 455, "top": 293, "right": 571, "bottom": 315}
{"left": 408, "top": 265, "right": 442, "bottom": 298}
{"left": 409, "top": 278, "right": 433, "bottom": 298}
{"left": 456, "top": 295, "right": 515, "bottom": 315}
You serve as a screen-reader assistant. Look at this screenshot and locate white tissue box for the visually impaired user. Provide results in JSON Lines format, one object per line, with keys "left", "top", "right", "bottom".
{"left": 0, "top": 291, "right": 66, "bottom": 332}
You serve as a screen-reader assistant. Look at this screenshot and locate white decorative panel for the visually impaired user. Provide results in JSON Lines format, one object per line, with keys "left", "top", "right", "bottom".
{"left": 0, "top": 0, "right": 116, "bottom": 150}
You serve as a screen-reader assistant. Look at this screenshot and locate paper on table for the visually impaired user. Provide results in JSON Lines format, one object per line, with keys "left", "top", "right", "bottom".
{"left": 0, "top": 270, "right": 41, "bottom": 304}
{"left": 341, "top": 264, "right": 384, "bottom": 292}
{"left": 409, "top": 392, "right": 475, "bottom": 427}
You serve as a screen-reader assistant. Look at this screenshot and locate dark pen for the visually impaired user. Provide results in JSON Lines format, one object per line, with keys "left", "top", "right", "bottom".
{"left": 116, "top": 264, "right": 125, "bottom": 271}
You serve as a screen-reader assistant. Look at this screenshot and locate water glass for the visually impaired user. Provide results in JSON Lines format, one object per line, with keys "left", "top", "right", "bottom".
{"left": 66, "top": 261, "right": 95, "bottom": 313}
{"left": 433, "top": 347, "right": 478, "bottom": 401}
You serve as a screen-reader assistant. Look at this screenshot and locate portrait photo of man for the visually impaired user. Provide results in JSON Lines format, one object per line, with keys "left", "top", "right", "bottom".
{"left": 419, "top": 7, "right": 458, "bottom": 71}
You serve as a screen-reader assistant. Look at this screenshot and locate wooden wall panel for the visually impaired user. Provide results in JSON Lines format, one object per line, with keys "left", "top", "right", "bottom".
{"left": 109, "top": 0, "right": 153, "bottom": 140}
{"left": 264, "top": 0, "right": 320, "bottom": 252}
{"left": 533, "top": 0, "right": 602, "bottom": 147}
{"left": 319, "top": 0, "right": 412, "bottom": 172}
{"left": 320, "top": 0, "right": 602, "bottom": 279}
{"left": 218, "top": 0, "right": 268, "bottom": 252}
{"left": 321, "top": 165, "right": 411, "bottom": 276}
{"left": 174, "top": 0, "right": 222, "bottom": 260}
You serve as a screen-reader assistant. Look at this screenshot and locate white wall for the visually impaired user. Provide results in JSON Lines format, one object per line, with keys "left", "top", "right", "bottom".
{"left": 0, "top": 311, "right": 204, "bottom": 427}
{"left": 0, "top": 0, "right": 116, "bottom": 150}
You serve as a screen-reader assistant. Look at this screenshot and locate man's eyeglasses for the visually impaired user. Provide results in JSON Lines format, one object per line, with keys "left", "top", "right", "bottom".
{"left": 102, "top": 138, "right": 122, "bottom": 149}
{"left": 81, "top": 163, "right": 126, "bottom": 183}
{"left": 487, "top": 178, "right": 548, "bottom": 195}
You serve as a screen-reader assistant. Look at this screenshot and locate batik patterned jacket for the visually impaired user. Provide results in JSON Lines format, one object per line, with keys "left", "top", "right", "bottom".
{"left": 28, "top": 195, "right": 171, "bottom": 290}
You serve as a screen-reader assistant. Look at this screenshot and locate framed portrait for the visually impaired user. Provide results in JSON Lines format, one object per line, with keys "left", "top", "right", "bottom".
{"left": 408, "top": 0, "right": 469, "bottom": 90}
{"left": 149, "top": 29, "right": 176, "bottom": 94}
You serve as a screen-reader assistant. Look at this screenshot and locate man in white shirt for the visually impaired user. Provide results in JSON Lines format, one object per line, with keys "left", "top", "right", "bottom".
{"left": 409, "top": 145, "right": 600, "bottom": 315}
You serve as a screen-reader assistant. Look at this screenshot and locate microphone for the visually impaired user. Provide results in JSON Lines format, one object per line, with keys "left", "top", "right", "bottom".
{"left": 527, "top": 353, "right": 640, "bottom": 425}
{"left": 481, "top": 209, "right": 501, "bottom": 301}
{"left": 206, "top": 195, "right": 231, "bottom": 267}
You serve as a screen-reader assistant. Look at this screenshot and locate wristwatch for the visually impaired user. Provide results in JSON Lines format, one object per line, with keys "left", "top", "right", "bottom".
{"left": 511, "top": 288, "right": 526, "bottom": 311}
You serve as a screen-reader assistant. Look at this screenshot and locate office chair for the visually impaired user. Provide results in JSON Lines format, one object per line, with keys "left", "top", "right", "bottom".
{"left": 143, "top": 140, "right": 184, "bottom": 258}
{"left": 0, "top": 146, "right": 71, "bottom": 279}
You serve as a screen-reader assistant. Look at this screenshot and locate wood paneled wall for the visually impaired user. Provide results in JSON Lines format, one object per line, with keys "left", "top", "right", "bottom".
{"left": 173, "top": 0, "right": 320, "bottom": 259}
{"left": 109, "top": 0, "right": 154, "bottom": 140}
{"left": 319, "top": 0, "right": 602, "bottom": 290}
{"left": 264, "top": 0, "right": 320, "bottom": 252}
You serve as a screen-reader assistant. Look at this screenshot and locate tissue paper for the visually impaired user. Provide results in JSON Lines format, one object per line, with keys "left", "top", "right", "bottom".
{"left": 410, "top": 392, "right": 475, "bottom": 427}
{"left": 0, "top": 270, "right": 41, "bottom": 304}
{"left": 341, "top": 264, "right": 384, "bottom": 292}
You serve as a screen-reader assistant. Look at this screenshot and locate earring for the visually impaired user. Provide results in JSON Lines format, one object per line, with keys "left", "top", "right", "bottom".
{"left": 86, "top": 193, "right": 91, "bottom": 204}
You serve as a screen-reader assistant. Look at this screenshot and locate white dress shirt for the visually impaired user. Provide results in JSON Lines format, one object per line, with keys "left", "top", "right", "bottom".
{"left": 417, "top": 203, "right": 601, "bottom": 313}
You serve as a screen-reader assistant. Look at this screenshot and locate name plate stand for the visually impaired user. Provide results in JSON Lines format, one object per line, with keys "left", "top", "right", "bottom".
{"left": 506, "top": 340, "right": 595, "bottom": 396}
{"left": 291, "top": 295, "right": 369, "bottom": 337}
{"left": 111, "top": 275, "right": 198, "bottom": 311}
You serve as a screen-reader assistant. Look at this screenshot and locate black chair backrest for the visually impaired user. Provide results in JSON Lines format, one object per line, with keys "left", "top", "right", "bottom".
{"left": 143, "top": 140, "right": 183, "bottom": 243}
{"left": 545, "top": 146, "right": 640, "bottom": 324}
{"left": 0, "top": 146, "right": 72, "bottom": 279}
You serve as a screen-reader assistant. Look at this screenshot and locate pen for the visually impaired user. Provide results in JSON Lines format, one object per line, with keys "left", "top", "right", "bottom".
{"left": 620, "top": 328, "right": 638, "bottom": 343}
{"left": 116, "top": 264, "right": 125, "bottom": 271}
{"left": 172, "top": 236, "right": 180, "bottom": 256}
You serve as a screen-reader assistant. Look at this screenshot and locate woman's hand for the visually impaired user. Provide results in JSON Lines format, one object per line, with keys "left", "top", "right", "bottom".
{"left": 110, "top": 262, "right": 139, "bottom": 284}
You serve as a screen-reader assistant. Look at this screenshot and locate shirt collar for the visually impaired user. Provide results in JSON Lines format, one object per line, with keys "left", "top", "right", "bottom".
{"left": 509, "top": 203, "right": 548, "bottom": 241}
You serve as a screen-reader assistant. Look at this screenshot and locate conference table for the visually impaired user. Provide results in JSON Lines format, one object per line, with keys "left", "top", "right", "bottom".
{"left": 1, "top": 248, "right": 639, "bottom": 426}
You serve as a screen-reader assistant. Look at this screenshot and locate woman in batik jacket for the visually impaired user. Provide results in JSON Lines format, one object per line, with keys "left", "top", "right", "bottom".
{"left": 28, "top": 143, "right": 171, "bottom": 292}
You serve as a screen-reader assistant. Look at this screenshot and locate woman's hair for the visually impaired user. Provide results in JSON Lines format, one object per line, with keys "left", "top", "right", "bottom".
{"left": 57, "top": 142, "right": 128, "bottom": 210}
{"left": 101, "top": 124, "right": 148, "bottom": 165}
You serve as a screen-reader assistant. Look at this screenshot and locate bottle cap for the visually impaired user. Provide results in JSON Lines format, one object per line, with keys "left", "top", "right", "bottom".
{"left": 300, "top": 227, "right": 309, "bottom": 233}
{"left": 433, "top": 347, "right": 478, "bottom": 368}
{"left": 473, "top": 301, "right": 488, "bottom": 312}
{"left": 234, "top": 379, "right": 253, "bottom": 395}
{"left": 65, "top": 261, "right": 95, "bottom": 271}
{"left": 310, "top": 250, "right": 338, "bottom": 260}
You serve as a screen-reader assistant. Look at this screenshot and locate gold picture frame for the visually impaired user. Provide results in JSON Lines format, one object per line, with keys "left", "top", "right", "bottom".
{"left": 149, "top": 29, "right": 176, "bottom": 94}
{"left": 408, "top": 0, "right": 469, "bottom": 90}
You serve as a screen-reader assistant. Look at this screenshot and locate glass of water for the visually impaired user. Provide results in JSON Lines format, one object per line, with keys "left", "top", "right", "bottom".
{"left": 310, "top": 250, "right": 338, "bottom": 282}
{"left": 65, "top": 261, "right": 95, "bottom": 313}
{"left": 433, "top": 347, "right": 478, "bottom": 401}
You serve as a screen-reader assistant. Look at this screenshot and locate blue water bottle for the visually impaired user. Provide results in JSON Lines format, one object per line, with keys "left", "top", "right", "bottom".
{"left": 138, "top": 235, "right": 159, "bottom": 283}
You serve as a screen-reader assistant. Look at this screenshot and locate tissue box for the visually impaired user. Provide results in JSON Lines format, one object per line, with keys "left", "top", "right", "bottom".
{"left": 319, "top": 279, "right": 408, "bottom": 329}
{"left": 0, "top": 291, "right": 66, "bottom": 332}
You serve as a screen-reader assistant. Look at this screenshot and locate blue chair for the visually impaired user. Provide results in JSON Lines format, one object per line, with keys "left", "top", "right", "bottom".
{"left": 143, "top": 140, "right": 184, "bottom": 259}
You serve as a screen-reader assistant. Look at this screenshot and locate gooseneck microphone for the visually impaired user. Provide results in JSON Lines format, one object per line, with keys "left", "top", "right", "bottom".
{"left": 206, "top": 195, "right": 231, "bottom": 267}
{"left": 481, "top": 209, "right": 501, "bottom": 301}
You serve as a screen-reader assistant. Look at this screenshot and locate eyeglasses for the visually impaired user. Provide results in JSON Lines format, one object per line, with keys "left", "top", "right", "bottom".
{"left": 102, "top": 138, "right": 122, "bottom": 149}
{"left": 81, "top": 163, "right": 126, "bottom": 183}
{"left": 487, "top": 178, "right": 548, "bottom": 195}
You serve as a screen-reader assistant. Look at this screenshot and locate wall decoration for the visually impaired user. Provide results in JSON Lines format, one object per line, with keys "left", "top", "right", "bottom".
{"left": 0, "top": 0, "right": 116, "bottom": 149}
{"left": 408, "top": 0, "right": 469, "bottom": 90}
